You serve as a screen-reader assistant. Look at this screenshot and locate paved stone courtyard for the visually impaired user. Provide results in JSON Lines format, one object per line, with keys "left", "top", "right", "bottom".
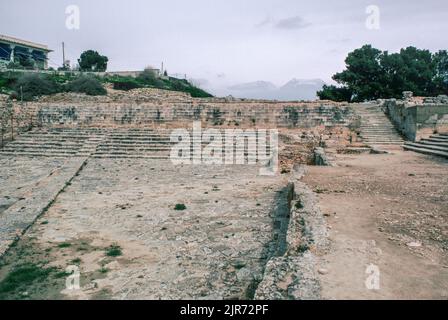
{"left": 0, "top": 156, "right": 289, "bottom": 299}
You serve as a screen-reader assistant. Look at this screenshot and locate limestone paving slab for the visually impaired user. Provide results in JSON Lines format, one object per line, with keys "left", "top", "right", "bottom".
{"left": 19, "top": 159, "right": 288, "bottom": 299}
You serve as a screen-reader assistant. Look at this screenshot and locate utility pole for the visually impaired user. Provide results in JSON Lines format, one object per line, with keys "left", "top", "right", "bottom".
{"left": 62, "top": 42, "right": 66, "bottom": 69}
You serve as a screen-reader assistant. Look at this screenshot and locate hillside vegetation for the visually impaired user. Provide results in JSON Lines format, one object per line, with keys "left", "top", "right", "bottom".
{"left": 0, "top": 70, "right": 212, "bottom": 101}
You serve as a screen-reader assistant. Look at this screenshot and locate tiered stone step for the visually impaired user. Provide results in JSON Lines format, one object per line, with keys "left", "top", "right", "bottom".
{"left": 93, "top": 129, "right": 272, "bottom": 159}
{"left": 355, "top": 104, "right": 404, "bottom": 145}
{"left": 93, "top": 129, "right": 172, "bottom": 159}
{"left": 1, "top": 128, "right": 274, "bottom": 160}
{"left": 403, "top": 134, "right": 448, "bottom": 159}
{"left": 0, "top": 129, "right": 91, "bottom": 157}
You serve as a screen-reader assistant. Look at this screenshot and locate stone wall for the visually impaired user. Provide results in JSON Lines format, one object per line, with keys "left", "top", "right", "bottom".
{"left": 383, "top": 97, "right": 448, "bottom": 141}
{"left": 32, "top": 101, "right": 355, "bottom": 129}
{"left": 0, "top": 101, "right": 37, "bottom": 146}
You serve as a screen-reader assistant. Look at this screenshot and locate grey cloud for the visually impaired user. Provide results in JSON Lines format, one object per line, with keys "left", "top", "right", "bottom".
{"left": 1, "top": 0, "right": 446, "bottom": 96}
{"left": 255, "top": 16, "right": 274, "bottom": 28}
{"left": 274, "top": 16, "right": 311, "bottom": 30}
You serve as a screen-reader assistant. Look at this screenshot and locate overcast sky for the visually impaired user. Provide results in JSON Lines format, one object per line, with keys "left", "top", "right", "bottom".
{"left": 1, "top": 0, "right": 447, "bottom": 87}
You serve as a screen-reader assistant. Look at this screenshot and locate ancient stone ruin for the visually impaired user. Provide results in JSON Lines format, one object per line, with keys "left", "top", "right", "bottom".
{"left": 0, "top": 88, "right": 447, "bottom": 300}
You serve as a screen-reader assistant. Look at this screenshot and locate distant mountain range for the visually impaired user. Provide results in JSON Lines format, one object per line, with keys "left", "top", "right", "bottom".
{"left": 226, "top": 78, "right": 325, "bottom": 101}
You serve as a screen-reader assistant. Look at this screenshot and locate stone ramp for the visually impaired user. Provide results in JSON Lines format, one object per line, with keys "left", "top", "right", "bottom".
{"left": 403, "top": 133, "right": 448, "bottom": 159}
{"left": 0, "top": 156, "right": 88, "bottom": 257}
{"left": 354, "top": 104, "right": 404, "bottom": 145}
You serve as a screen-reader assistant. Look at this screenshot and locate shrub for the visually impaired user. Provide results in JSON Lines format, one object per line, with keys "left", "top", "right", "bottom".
{"left": 105, "top": 244, "right": 122, "bottom": 257}
{"left": 0, "top": 72, "right": 15, "bottom": 92}
{"left": 6, "top": 62, "right": 22, "bottom": 70}
{"left": 13, "top": 73, "right": 60, "bottom": 101}
{"left": 168, "top": 78, "right": 213, "bottom": 98}
{"left": 66, "top": 75, "right": 107, "bottom": 95}
{"left": 174, "top": 203, "right": 187, "bottom": 211}
{"left": 112, "top": 79, "right": 142, "bottom": 91}
{"left": 137, "top": 68, "right": 164, "bottom": 87}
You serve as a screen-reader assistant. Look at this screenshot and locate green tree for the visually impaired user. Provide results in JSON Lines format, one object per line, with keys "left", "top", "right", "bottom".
{"left": 317, "top": 85, "right": 352, "bottom": 102}
{"left": 433, "top": 50, "right": 448, "bottom": 94}
{"left": 325, "top": 45, "right": 448, "bottom": 102}
{"left": 397, "top": 47, "right": 434, "bottom": 96}
{"left": 78, "top": 50, "right": 108, "bottom": 72}
{"left": 332, "top": 45, "right": 384, "bottom": 102}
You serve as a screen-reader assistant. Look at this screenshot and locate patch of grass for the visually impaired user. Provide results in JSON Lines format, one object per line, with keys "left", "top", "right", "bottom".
{"left": 314, "top": 188, "right": 327, "bottom": 194}
{"left": 0, "top": 263, "right": 55, "bottom": 299}
{"left": 232, "top": 261, "right": 246, "bottom": 269}
{"left": 99, "top": 267, "right": 109, "bottom": 274}
{"left": 105, "top": 244, "right": 122, "bottom": 257}
{"left": 295, "top": 201, "right": 304, "bottom": 209}
{"left": 174, "top": 203, "right": 187, "bottom": 211}
{"left": 54, "top": 271, "right": 70, "bottom": 279}
{"left": 297, "top": 243, "right": 310, "bottom": 253}
{"left": 57, "top": 242, "right": 71, "bottom": 248}
{"left": 40, "top": 221, "right": 49, "bottom": 225}
{"left": 71, "top": 258, "right": 82, "bottom": 264}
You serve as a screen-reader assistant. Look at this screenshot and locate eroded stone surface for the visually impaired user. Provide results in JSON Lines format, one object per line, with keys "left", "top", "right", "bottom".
{"left": 0, "top": 156, "right": 87, "bottom": 255}
{"left": 22, "top": 159, "right": 288, "bottom": 299}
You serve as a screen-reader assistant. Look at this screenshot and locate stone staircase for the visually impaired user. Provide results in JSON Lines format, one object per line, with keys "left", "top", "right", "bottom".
{"left": 0, "top": 128, "right": 273, "bottom": 161}
{"left": 94, "top": 129, "right": 172, "bottom": 159}
{"left": 0, "top": 128, "right": 172, "bottom": 159}
{"left": 403, "top": 133, "right": 448, "bottom": 159}
{"left": 355, "top": 104, "right": 404, "bottom": 145}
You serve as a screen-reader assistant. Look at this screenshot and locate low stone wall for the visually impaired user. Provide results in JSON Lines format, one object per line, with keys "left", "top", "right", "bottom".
{"left": 31, "top": 101, "right": 355, "bottom": 129}
{"left": 0, "top": 102, "right": 38, "bottom": 146}
{"left": 255, "top": 166, "right": 328, "bottom": 299}
{"left": 383, "top": 99, "right": 448, "bottom": 141}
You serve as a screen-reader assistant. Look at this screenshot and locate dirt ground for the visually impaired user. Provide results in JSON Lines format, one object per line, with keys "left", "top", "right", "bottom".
{"left": 303, "top": 146, "right": 448, "bottom": 299}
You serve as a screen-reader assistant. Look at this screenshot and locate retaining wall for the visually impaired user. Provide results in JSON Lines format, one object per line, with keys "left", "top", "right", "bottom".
{"left": 384, "top": 99, "right": 448, "bottom": 141}
{"left": 29, "top": 102, "right": 356, "bottom": 129}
